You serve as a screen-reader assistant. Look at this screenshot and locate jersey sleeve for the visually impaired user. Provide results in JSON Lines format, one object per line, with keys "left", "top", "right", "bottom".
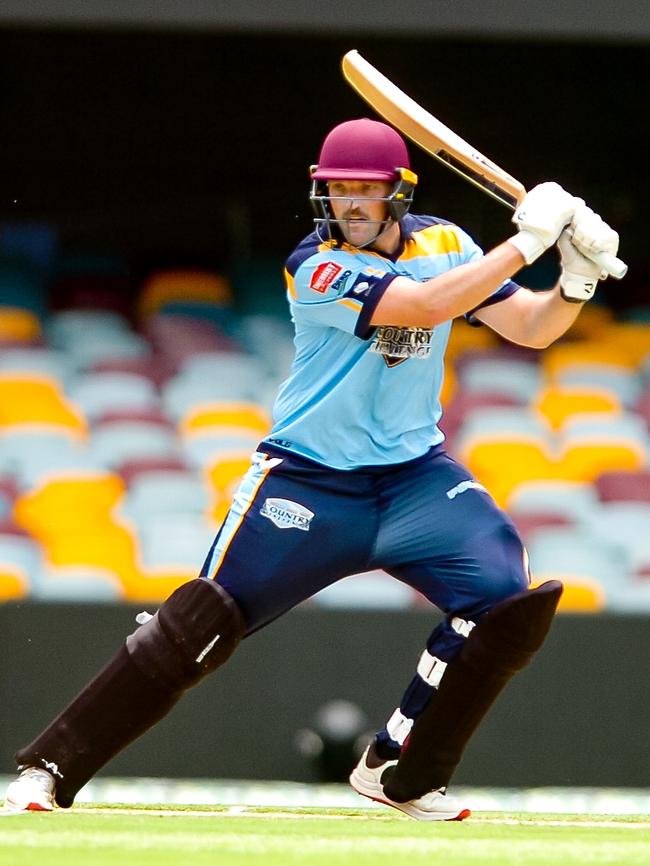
{"left": 450, "top": 225, "right": 521, "bottom": 325}
{"left": 286, "top": 253, "right": 396, "bottom": 339}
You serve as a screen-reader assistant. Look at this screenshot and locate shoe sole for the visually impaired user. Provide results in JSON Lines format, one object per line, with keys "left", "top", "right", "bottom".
{"left": 350, "top": 770, "right": 471, "bottom": 822}
{"left": 3, "top": 800, "right": 54, "bottom": 813}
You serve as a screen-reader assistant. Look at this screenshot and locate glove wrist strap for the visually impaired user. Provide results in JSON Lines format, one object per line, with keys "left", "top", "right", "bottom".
{"left": 508, "top": 231, "right": 545, "bottom": 265}
{"left": 559, "top": 273, "right": 596, "bottom": 303}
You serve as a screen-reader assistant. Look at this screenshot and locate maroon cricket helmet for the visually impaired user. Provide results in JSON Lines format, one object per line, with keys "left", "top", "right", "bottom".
{"left": 311, "top": 118, "right": 410, "bottom": 181}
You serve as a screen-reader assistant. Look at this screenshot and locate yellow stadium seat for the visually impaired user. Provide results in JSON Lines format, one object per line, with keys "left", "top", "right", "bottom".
{"left": 542, "top": 341, "right": 637, "bottom": 379}
{"left": 0, "top": 307, "right": 41, "bottom": 343}
{"left": 13, "top": 472, "right": 145, "bottom": 597}
{"left": 561, "top": 304, "right": 613, "bottom": 340}
{"left": 0, "top": 566, "right": 28, "bottom": 601}
{"left": 601, "top": 323, "right": 650, "bottom": 365}
{"left": 444, "top": 319, "right": 498, "bottom": 363}
{"left": 558, "top": 439, "right": 646, "bottom": 483}
{"left": 530, "top": 576, "right": 605, "bottom": 613}
{"left": 179, "top": 402, "right": 271, "bottom": 438}
{"left": 204, "top": 453, "right": 252, "bottom": 524}
{"left": 123, "top": 568, "right": 195, "bottom": 603}
{"left": 535, "top": 385, "right": 621, "bottom": 430}
{"left": 0, "top": 374, "right": 87, "bottom": 433}
{"left": 460, "top": 438, "right": 559, "bottom": 507}
{"left": 440, "top": 362, "right": 457, "bottom": 408}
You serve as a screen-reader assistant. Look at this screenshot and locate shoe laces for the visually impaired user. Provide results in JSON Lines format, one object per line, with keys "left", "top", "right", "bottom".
{"left": 19, "top": 767, "right": 55, "bottom": 792}
{"left": 416, "top": 787, "right": 448, "bottom": 807}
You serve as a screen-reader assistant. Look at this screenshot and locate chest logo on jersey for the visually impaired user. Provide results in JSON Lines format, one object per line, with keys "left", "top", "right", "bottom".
{"left": 309, "top": 261, "right": 343, "bottom": 294}
{"left": 260, "top": 498, "right": 315, "bottom": 531}
{"left": 371, "top": 325, "right": 434, "bottom": 367}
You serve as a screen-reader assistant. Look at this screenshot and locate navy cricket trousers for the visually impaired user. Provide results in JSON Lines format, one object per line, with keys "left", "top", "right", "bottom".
{"left": 199, "top": 443, "right": 529, "bottom": 751}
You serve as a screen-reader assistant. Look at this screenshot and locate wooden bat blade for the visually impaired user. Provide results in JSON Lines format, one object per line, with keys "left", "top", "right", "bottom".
{"left": 342, "top": 49, "right": 526, "bottom": 209}
{"left": 342, "top": 50, "right": 627, "bottom": 280}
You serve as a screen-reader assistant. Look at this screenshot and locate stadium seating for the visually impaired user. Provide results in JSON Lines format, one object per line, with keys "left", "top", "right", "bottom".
{"left": 1, "top": 256, "right": 650, "bottom": 613}
{"left": 68, "top": 371, "right": 161, "bottom": 421}
{"left": 89, "top": 422, "right": 180, "bottom": 470}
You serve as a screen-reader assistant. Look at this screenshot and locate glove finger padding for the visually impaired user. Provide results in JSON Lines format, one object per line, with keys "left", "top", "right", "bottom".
{"left": 509, "top": 183, "right": 578, "bottom": 264}
{"left": 558, "top": 230, "right": 603, "bottom": 303}
{"left": 571, "top": 204, "right": 620, "bottom": 258}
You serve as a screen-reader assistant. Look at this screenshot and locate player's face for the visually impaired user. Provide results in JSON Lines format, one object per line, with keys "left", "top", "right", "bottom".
{"left": 327, "top": 180, "right": 392, "bottom": 246}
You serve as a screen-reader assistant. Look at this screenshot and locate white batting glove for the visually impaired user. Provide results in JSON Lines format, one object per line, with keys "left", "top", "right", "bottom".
{"left": 509, "top": 182, "right": 578, "bottom": 264}
{"left": 570, "top": 202, "right": 619, "bottom": 264}
{"left": 558, "top": 230, "right": 602, "bottom": 303}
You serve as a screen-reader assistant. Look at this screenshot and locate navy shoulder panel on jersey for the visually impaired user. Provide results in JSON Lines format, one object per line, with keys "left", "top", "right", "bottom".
{"left": 401, "top": 213, "right": 454, "bottom": 235}
{"left": 285, "top": 231, "right": 324, "bottom": 277}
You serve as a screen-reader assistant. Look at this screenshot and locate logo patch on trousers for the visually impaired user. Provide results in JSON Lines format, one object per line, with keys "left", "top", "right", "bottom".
{"left": 260, "top": 498, "right": 314, "bottom": 531}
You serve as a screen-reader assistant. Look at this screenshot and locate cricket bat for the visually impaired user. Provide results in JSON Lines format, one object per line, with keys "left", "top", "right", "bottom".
{"left": 342, "top": 50, "right": 627, "bottom": 279}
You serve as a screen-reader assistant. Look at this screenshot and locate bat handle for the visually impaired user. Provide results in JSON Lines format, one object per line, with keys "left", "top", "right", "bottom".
{"left": 588, "top": 249, "right": 627, "bottom": 280}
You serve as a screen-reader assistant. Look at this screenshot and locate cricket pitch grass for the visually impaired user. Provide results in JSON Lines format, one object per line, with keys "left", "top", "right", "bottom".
{"left": 1, "top": 805, "right": 649, "bottom": 866}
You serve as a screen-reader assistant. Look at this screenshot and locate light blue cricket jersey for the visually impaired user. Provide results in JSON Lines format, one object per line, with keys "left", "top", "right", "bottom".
{"left": 265, "top": 214, "right": 519, "bottom": 470}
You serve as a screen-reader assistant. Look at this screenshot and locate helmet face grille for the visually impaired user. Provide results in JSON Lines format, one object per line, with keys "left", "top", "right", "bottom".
{"left": 311, "top": 118, "right": 410, "bottom": 182}
{"left": 309, "top": 167, "right": 416, "bottom": 249}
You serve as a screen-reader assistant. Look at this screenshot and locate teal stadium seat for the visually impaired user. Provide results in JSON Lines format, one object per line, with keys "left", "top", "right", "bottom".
{"left": 68, "top": 371, "right": 161, "bottom": 421}
{"left": 89, "top": 422, "right": 180, "bottom": 470}
{"left": 136, "top": 513, "right": 216, "bottom": 570}
{"left": 119, "top": 470, "right": 211, "bottom": 523}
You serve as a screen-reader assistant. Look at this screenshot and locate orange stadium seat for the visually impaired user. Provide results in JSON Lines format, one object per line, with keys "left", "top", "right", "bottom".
{"left": 0, "top": 307, "right": 41, "bottom": 344}
{"left": 138, "top": 269, "right": 233, "bottom": 319}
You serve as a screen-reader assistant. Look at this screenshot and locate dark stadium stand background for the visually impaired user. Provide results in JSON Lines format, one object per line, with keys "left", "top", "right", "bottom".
{"left": 0, "top": 6, "right": 648, "bottom": 310}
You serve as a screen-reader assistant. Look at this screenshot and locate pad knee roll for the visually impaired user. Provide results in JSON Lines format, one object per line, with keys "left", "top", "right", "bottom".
{"left": 462, "top": 579, "right": 563, "bottom": 676}
{"left": 126, "top": 578, "right": 246, "bottom": 691}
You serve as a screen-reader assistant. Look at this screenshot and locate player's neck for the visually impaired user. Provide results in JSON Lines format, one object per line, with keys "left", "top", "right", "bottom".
{"left": 370, "top": 221, "right": 402, "bottom": 256}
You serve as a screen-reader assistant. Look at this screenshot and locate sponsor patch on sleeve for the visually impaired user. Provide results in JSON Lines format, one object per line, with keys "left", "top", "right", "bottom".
{"left": 346, "top": 269, "right": 386, "bottom": 297}
{"left": 309, "top": 261, "right": 343, "bottom": 294}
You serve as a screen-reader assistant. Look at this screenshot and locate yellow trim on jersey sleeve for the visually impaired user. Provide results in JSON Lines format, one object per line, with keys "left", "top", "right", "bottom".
{"left": 400, "top": 224, "right": 464, "bottom": 260}
{"left": 337, "top": 298, "right": 364, "bottom": 312}
{"left": 284, "top": 268, "right": 297, "bottom": 300}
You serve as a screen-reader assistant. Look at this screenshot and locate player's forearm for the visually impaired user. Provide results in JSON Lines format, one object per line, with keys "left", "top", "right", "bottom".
{"left": 475, "top": 280, "right": 585, "bottom": 348}
{"left": 509, "top": 285, "right": 585, "bottom": 348}
{"left": 413, "top": 240, "right": 525, "bottom": 326}
{"left": 372, "top": 241, "right": 525, "bottom": 328}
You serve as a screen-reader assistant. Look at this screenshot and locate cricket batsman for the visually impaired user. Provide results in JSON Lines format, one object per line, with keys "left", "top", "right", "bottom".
{"left": 5, "top": 118, "right": 620, "bottom": 820}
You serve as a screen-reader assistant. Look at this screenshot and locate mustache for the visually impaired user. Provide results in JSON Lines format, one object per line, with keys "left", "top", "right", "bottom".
{"left": 338, "top": 211, "right": 384, "bottom": 223}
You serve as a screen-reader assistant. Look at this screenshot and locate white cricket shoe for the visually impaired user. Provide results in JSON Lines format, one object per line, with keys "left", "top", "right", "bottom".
{"left": 349, "top": 745, "right": 471, "bottom": 821}
{"left": 3, "top": 767, "right": 56, "bottom": 813}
